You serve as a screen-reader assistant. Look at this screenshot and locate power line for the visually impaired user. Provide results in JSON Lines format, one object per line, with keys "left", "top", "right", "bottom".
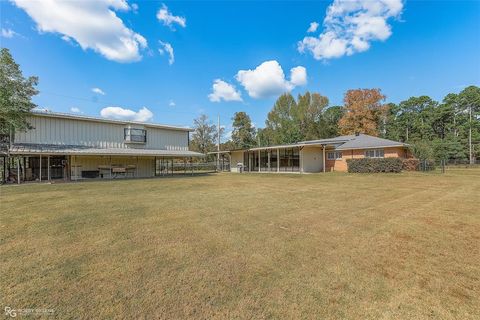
{"left": 39, "top": 91, "right": 196, "bottom": 115}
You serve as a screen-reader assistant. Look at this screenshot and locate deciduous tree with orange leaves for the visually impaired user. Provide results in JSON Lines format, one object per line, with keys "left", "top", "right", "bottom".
{"left": 338, "top": 89, "right": 388, "bottom": 136}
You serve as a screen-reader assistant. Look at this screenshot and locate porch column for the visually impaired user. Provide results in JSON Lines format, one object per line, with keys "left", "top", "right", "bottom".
{"left": 258, "top": 150, "right": 261, "bottom": 172}
{"left": 323, "top": 146, "right": 326, "bottom": 173}
{"left": 136, "top": 156, "right": 139, "bottom": 178}
{"left": 267, "top": 150, "right": 271, "bottom": 171}
{"left": 17, "top": 157, "right": 20, "bottom": 184}
{"left": 47, "top": 155, "right": 51, "bottom": 181}
{"left": 277, "top": 148, "right": 280, "bottom": 172}
{"left": 22, "top": 157, "right": 26, "bottom": 180}
{"left": 39, "top": 154, "right": 42, "bottom": 182}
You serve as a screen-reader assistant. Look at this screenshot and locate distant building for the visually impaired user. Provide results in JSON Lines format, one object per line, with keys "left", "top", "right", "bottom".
{"left": 4, "top": 111, "right": 203, "bottom": 183}
{"left": 223, "top": 133, "right": 411, "bottom": 173}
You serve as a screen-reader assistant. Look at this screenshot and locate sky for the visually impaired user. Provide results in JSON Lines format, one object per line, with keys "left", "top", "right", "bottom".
{"left": 1, "top": 0, "right": 479, "bottom": 139}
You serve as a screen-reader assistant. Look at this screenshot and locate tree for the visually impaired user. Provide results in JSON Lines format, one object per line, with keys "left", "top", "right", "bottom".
{"left": 256, "top": 127, "right": 274, "bottom": 147}
{"left": 0, "top": 48, "right": 39, "bottom": 138}
{"left": 231, "top": 112, "right": 256, "bottom": 149}
{"left": 458, "top": 86, "right": 480, "bottom": 163}
{"left": 264, "top": 93, "right": 301, "bottom": 144}
{"left": 338, "top": 89, "right": 387, "bottom": 136}
{"left": 190, "top": 114, "right": 218, "bottom": 155}
{"left": 320, "top": 106, "right": 343, "bottom": 138}
{"left": 296, "top": 92, "right": 329, "bottom": 140}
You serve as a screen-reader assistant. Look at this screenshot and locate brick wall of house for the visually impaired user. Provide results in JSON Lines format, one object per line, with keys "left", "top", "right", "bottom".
{"left": 325, "top": 147, "right": 409, "bottom": 172}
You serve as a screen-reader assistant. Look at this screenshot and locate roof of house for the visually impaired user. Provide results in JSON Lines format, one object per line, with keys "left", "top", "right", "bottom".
{"left": 230, "top": 134, "right": 407, "bottom": 152}
{"left": 9, "top": 143, "right": 204, "bottom": 157}
{"left": 31, "top": 110, "right": 193, "bottom": 132}
{"left": 333, "top": 134, "right": 408, "bottom": 150}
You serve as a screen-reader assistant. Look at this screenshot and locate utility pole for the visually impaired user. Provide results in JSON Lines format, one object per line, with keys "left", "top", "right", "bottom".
{"left": 469, "top": 104, "right": 473, "bottom": 165}
{"left": 217, "top": 114, "right": 220, "bottom": 171}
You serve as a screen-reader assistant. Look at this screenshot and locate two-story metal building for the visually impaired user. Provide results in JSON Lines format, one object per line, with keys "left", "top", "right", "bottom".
{"left": 5, "top": 111, "right": 203, "bottom": 183}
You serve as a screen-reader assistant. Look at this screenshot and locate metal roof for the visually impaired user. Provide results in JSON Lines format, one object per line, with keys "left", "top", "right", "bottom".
{"left": 300, "top": 135, "right": 354, "bottom": 145}
{"left": 31, "top": 110, "right": 193, "bottom": 132}
{"left": 9, "top": 143, "right": 204, "bottom": 157}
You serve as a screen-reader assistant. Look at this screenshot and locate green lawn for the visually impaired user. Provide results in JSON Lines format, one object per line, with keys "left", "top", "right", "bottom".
{"left": 1, "top": 170, "right": 479, "bottom": 319}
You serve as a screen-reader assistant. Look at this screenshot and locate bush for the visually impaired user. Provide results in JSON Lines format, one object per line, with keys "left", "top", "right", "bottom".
{"left": 346, "top": 158, "right": 403, "bottom": 173}
{"left": 402, "top": 158, "right": 420, "bottom": 171}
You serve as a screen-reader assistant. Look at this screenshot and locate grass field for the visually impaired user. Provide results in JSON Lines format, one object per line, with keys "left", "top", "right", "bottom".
{"left": 1, "top": 170, "right": 479, "bottom": 319}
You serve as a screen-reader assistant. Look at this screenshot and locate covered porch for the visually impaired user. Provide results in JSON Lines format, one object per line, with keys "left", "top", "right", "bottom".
{"left": 4, "top": 144, "right": 205, "bottom": 184}
{"left": 225, "top": 140, "right": 346, "bottom": 174}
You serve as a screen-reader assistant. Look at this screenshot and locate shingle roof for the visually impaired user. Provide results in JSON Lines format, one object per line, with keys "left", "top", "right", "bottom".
{"left": 245, "top": 134, "right": 407, "bottom": 151}
{"left": 9, "top": 144, "right": 204, "bottom": 157}
{"left": 334, "top": 134, "right": 407, "bottom": 150}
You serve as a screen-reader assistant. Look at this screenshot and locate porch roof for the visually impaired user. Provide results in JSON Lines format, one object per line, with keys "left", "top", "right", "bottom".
{"left": 9, "top": 143, "right": 204, "bottom": 157}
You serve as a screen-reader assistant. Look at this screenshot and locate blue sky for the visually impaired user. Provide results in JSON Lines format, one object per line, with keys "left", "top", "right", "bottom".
{"left": 1, "top": 0, "right": 479, "bottom": 139}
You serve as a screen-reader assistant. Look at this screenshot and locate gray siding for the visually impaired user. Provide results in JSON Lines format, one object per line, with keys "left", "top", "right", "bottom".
{"left": 15, "top": 115, "right": 189, "bottom": 150}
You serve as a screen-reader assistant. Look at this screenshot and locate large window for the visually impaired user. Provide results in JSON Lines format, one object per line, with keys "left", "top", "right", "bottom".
{"left": 327, "top": 151, "right": 342, "bottom": 160}
{"left": 365, "top": 149, "right": 384, "bottom": 158}
{"left": 260, "top": 150, "right": 269, "bottom": 171}
{"left": 269, "top": 150, "right": 277, "bottom": 171}
{"left": 124, "top": 128, "right": 147, "bottom": 143}
{"left": 279, "top": 147, "right": 300, "bottom": 172}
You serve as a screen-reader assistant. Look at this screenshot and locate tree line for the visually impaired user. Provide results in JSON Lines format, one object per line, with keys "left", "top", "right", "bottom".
{"left": 0, "top": 47, "right": 478, "bottom": 164}
{"left": 191, "top": 87, "right": 480, "bottom": 163}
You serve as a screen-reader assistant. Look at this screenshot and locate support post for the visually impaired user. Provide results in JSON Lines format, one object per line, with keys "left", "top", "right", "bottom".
{"left": 39, "top": 154, "right": 42, "bottom": 182}
{"left": 136, "top": 156, "right": 138, "bottom": 178}
{"left": 267, "top": 150, "right": 271, "bottom": 171}
{"left": 109, "top": 156, "right": 112, "bottom": 179}
{"left": 47, "top": 155, "right": 51, "bottom": 181}
{"left": 22, "top": 157, "right": 26, "bottom": 180}
{"left": 17, "top": 157, "right": 20, "bottom": 184}
{"left": 323, "top": 146, "right": 326, "bottom": 173}
{"left": 277, "top": 148, "right": 280, "bottom": 172}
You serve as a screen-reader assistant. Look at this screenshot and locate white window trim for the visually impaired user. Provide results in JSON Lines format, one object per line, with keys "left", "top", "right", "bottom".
{"left": 365, "top": 149, "right": 385, "bottom": 158}
{"left": 327, "top": 151, "right": 342, "bottom": 160}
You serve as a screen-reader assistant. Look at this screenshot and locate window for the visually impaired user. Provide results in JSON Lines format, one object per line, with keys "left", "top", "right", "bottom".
{"left": 365, "top": 149, "right": 384, "bottom": 158}
{"left": 124, "top": 128, "right": 146, "bottom": 143}
{"left": 327, "top": 151, "right": 342, "bottom": 160}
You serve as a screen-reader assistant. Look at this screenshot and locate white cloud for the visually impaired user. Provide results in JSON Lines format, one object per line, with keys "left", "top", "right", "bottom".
{"left": 290, "top": 66, "right": 307, "bottom": 86}
{"left": 307, "top": 22, "right": 319, "bottom": 33}
{"left": 1, "top": 28, "right": 18, "bottom": 38}
{"left": 156, "top": 4, "right": 186, "bottom": 29}
{"left": 100, "top": 106, "right": 153, "bottom": 122}
{"left": 70, "top": 107, "right": 81, "bottom": 113}
{"left": 12, "top": 0, "right": 147, "bottom": 63}
{"left": 92, "top": 87, "right": 105, "bottom": 95}
{"left": 131, "top": 3, "right": 139, "bottom": 13}
{"left": 235, "top": 60, "right": 307, "bottom": 99}
{"left": 169, "top": 100, "right": 176, "bottom": 107}
{"left": 298, "top": 0, "right": 403, "bottom": 60}
{"left": 208, "top": 79, "right": 243, "bottom": 102}
{"left": 158, "top": 41, "right": 174, "bottom": 65}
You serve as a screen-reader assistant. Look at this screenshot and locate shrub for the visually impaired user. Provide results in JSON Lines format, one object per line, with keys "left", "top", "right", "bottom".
{"left": 402, "top": 158, "right": 420, "bottom": 171}
{"left": 346, "top": 158, "right": 403, "bottom": 173}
